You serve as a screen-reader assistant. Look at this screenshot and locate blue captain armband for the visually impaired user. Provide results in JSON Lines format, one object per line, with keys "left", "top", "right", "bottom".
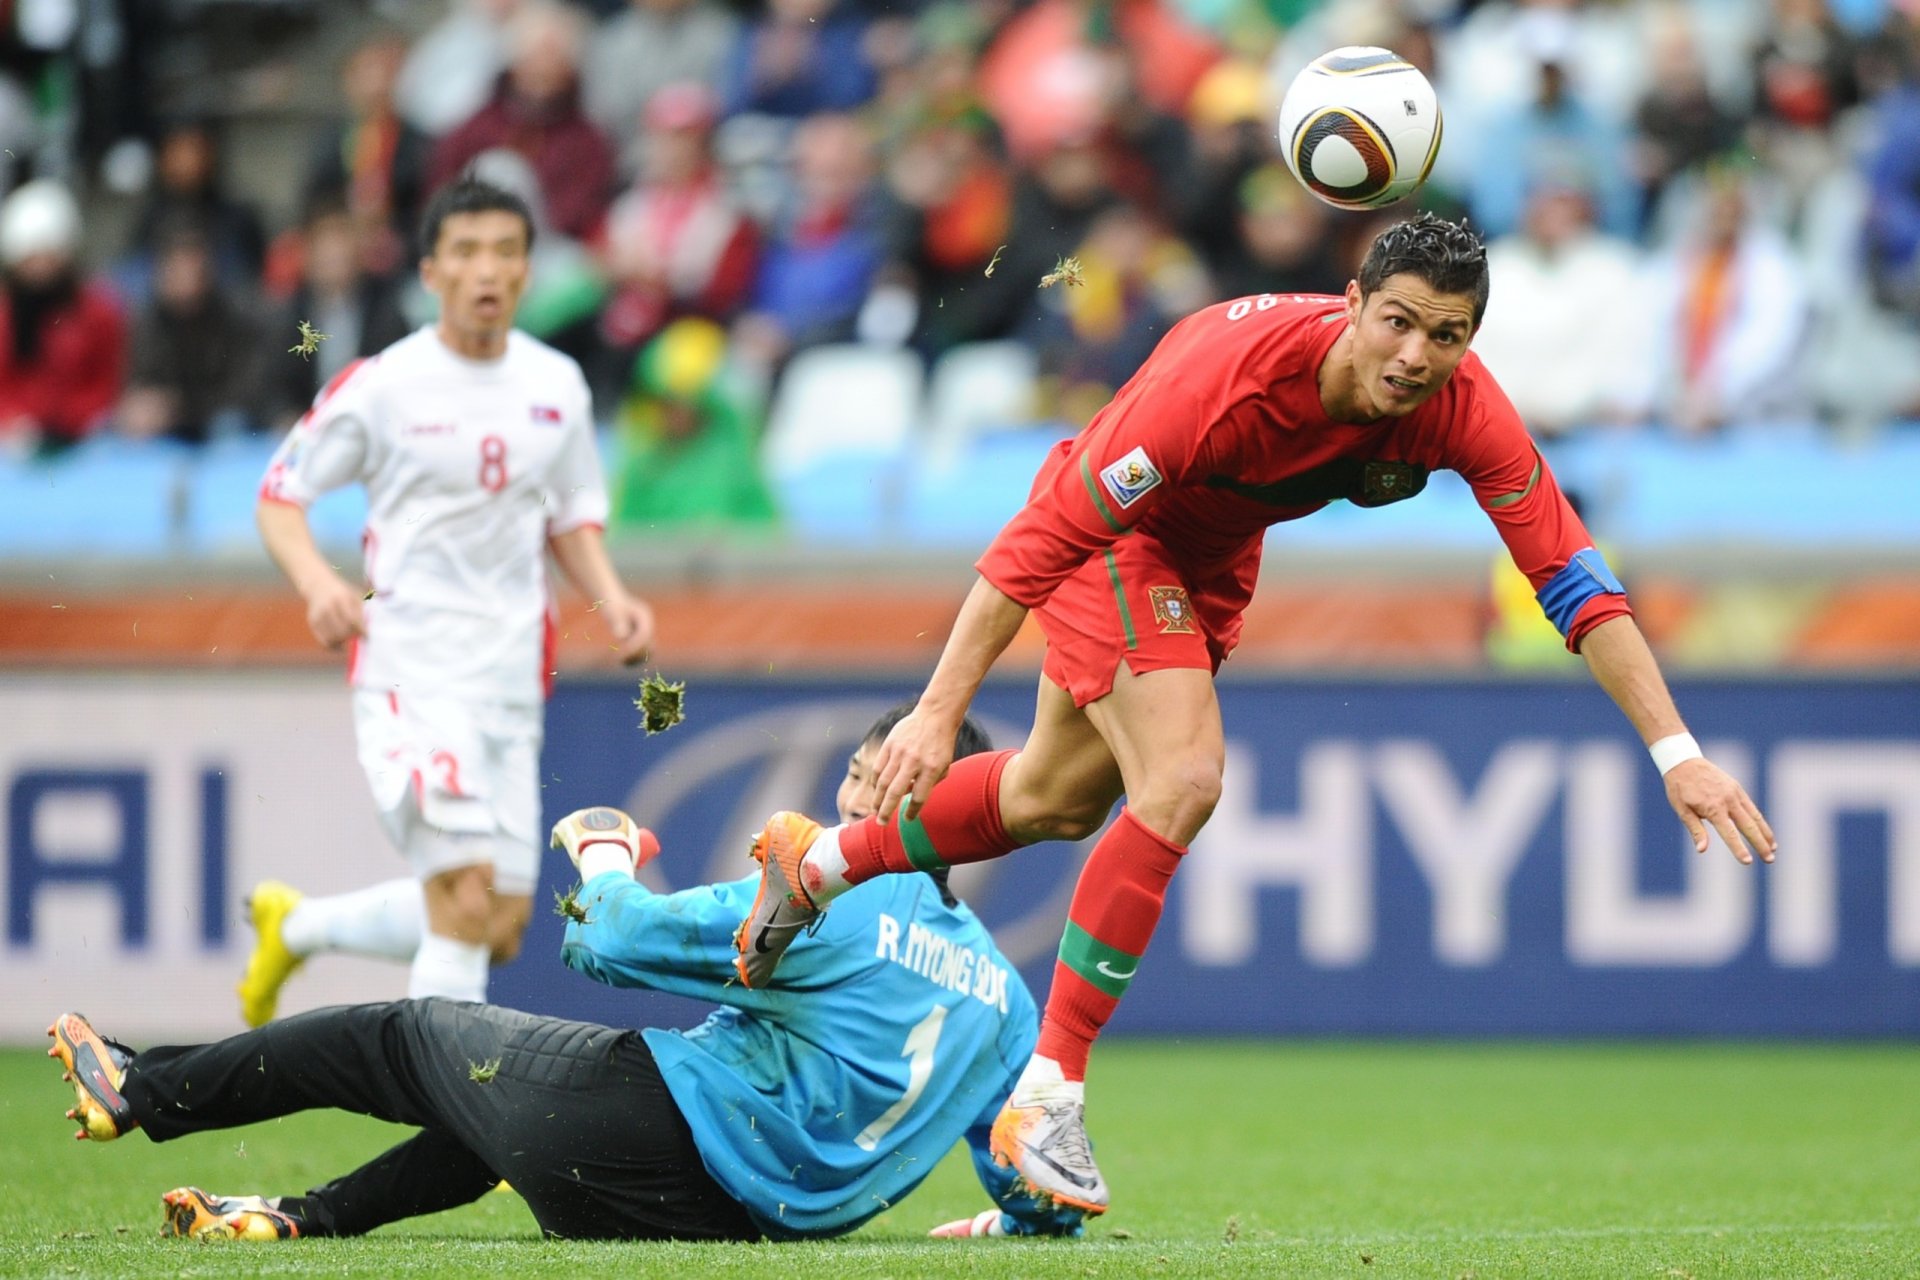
{"left": 1534, "top": 548, "right": 1626, "bottom": 637}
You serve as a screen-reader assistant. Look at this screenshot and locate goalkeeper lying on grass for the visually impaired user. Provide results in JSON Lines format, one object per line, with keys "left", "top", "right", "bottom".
{"left": 45, "top": 707, "right": 1079, "bottom": 1243}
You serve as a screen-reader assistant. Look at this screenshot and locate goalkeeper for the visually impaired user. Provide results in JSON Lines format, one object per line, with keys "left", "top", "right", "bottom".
{"left": 46, "top": 709, "right": 1080, "bottom": 1243}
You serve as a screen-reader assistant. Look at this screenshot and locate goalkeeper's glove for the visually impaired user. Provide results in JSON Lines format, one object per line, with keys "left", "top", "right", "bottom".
{"left": 930, "top": 1210, "right": 1011, "bottom": 1238}
{"left": 930, "top": 1208, "right": 1084, "bottom": 1239}
{"left": 550, "top": 807, "right": 661, "bottom": 877}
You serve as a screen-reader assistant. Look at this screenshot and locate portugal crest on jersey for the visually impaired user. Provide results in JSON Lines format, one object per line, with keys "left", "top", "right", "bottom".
{"left": 1149, "top": 586, "right": 1196, "bottom": 635}
{"left": 1362, "top": 460, "right": 1418, "bottom": 504}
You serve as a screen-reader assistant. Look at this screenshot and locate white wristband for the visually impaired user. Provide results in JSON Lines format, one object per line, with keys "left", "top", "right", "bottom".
{"left": 577, "top": 845, "right": 637, "bottom": 883}
{"left": 1648, "top": 732, "right": 1703, "bottom": 776}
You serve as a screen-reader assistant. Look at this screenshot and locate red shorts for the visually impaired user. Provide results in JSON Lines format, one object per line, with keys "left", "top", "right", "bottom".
{"left": 1031, "top": 534, "right": 1249, "bottom": 707}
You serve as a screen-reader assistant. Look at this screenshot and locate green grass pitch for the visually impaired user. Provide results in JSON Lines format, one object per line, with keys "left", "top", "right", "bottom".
{"left": 2, "top": 1039, "right": 1916, "bottom": 1278}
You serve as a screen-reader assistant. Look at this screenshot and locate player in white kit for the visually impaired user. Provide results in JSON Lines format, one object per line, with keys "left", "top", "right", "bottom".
{"left": 240, "top": 178, "right": 653, "bottom": 1020}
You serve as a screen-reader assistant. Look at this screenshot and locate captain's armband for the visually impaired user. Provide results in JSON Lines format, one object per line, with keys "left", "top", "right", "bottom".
{"left": 1534, "top": 548, "right": 1626, "bottom": 638}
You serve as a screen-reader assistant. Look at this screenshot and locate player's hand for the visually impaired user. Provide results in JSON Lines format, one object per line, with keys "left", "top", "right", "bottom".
{"left": 929, "top": 1209, "right": 1009, "bottom": 1238}
{"left": 1664, "top": 758, "right": 1776, "bottom": 865}
{"left": 549, "top": 807, "right": 661, "bottom": 873}
{"left": 600, "top": 593, "right": 655, "bottom": 666}
{"left": 301, "top": 573, "right": 366, "bottom": 650}
{"left": 873, "top": 705, "right": 958, "bottom": 823}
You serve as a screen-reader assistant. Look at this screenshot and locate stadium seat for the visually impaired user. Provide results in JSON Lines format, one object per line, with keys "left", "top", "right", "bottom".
{"left": 768, "top": 447, "right": 904, "bottom": 544}
{"left": 182, "top": 435, "right": 281, "bottom": 556}
{"left": 899, "top": 426, "right": 1070, "bottom": 547}
{"left": 1609, "top": 430, "right": 1920, "bottom": 547}
{"left": 762, "top": 345, "right": 925, "bottom": 481}
{"left": 923, "top": 341, "right": 1041, "bottom": 466}
{"left": 0, "top": 437, "right": 189, "bottom": 557}
{"left": 182, "top": 435, "right": 368, "bottom": 557}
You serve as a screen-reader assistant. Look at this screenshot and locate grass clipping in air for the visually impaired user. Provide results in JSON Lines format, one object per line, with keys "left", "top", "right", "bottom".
{"left": 1038, "top": 256, "right": 1085, "bottom": 289}
{"left": 288, "top": 320, "right": 330, "bottom": 360}
{"left": 635, "top": 674, "right": 685, "bottom": 735}
{"left": 552, "top": 884, "right": 590, "bottom": 925}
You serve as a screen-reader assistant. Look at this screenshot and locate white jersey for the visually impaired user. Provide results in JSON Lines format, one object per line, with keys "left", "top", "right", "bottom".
{"left": 261, "top": 326, "right": 610, "bottom": 704}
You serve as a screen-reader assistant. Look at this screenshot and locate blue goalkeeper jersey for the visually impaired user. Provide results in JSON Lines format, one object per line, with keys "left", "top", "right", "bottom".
{"left": 561, "top": 868, "right": 1075, "bottom": 1240}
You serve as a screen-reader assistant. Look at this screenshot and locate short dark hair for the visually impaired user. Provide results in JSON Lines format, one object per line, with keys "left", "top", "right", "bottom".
{"left": 862, "top": 702, "right": 993, "bottom": 909}
{"left": 861, "top": 702, "right": 992, "bottom": 762}
{"left": 417, "top": 176, "right": 535, "bottom": 259}
{"left": 1356, "top": 212, "right": 1490, "bottom": 326}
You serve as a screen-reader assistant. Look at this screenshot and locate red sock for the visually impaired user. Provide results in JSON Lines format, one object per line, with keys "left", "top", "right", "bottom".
{"left": 841, "top": 749, "right": 1020, "bottom": 884}
{"left": 1035, "top": 807, "right": 1186, "bottom": 1081}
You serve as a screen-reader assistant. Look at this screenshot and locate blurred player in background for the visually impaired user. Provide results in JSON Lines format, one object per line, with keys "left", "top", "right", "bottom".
{"left": 47, "top": 711, "right": 1084, "bottom": 1244}
{"left": 243, "top": 176, "right": 653, "bottom": 1021}
{"left": 731, "top": 213, "right": 1778, "bottom": 1216}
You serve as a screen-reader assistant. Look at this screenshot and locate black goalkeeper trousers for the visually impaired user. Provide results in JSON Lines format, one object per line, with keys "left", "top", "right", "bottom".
{"left": 120, "top": 998, "right": 761, "bottom": 1242}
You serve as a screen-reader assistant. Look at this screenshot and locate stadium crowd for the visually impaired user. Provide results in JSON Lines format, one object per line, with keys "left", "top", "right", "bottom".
{"left": 0, "top": 0, "right": 1915, "bottom": 534}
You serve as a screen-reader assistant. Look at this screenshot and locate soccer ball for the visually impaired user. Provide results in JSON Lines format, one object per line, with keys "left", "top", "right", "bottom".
{"left": 1276, "top": 46, "right": 1443, "bottom": 211}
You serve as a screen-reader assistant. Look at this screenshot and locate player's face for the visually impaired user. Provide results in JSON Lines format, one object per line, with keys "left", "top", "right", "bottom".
{"left": 421, "top": 210, "right": 531, "bottom": 345}
{"left": 837, "top": 741, "right": 881, "bottom": 823}
{"left": 1342, "top": 274, "right": 1477, "bottom": 418}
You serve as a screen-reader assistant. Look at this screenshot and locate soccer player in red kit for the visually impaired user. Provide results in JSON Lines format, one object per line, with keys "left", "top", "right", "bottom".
{"left": 732, "top": 214, "right": 1777, "bottom": 1213}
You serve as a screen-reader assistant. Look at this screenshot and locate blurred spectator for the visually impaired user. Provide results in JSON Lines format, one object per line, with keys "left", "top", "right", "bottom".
{"left": 1024, "top": 204, "right": 1208, "bottom": 425}
{"left": 735, "top": 113, "right": 883, "bottom": 372}
{"left": 124, "top": 118, "right": 268, "bottom": 297}
{"left": 723, "top": 0, "right": 877, "bottom": 118}
{"left": 876, "top": 110, "right": 1017, "bottom": 353}
{"left": 396, "top": 0, "right": 521, "bottom": 137}
{"left": 305, "top": 35, "right": 431, "bottom": 278}
{"left": 261, "top": 199, "right": 413, "bottom": 430}
{"left": 993, "top": 132, "right": 1120, "bottom": 309}
{"left": 1752, "top": 0, "right": 1867, "bottom": 208}
{"left": 1212, "top": 164, "right": 1346, "bottom": 300}
{"left": 867, "top": 3, "right": 992, "bottom": 150}
{"left": 1630, "top": 14, "right": 1748, "bottom": 230}
{"left": 1472, "top": 173, "right": 1647, "bottom": 438}
{"left": 1079, "top": 42, "right": 1194, "bottom": 222}
{"left": 0, "top": 74, "right": 37, "bottom": 195}
{"left": 1435, "top": 0, "right": 1650, "bottom": 145}
{"left": 597, "top": 84, "right": 758, "bottom": 393}
{"left": 430, "top": 2, "right": 616, "bottom": 241}
{"left": 1175, "top": 58, "right": 1276, "bottom": 282}
{"left": 978, "top": 0, "right": 1221, "bottom": 164}
{"left": 1866, "top": 21, "right": 1920, "bottom": 315}
{"left": 583, "top": 0, "right": 740, "bottom": 174}
{"left": 119, "top": 224, "right": 269, "bottom": 446}
{"left": 1469, "top": 44, "right": 1636, "bottom": 240}
{"left": 0, "top": 181, "right": 125, "bottom": 457}
{"left": 610, "top": 318, "right": 778, "bottom": 531}
{"left": 1754, "top": 0, "right": 1863, "bottom": 133}
{"left": 1640, "top": 162, "right": 1812, "bottom": 434}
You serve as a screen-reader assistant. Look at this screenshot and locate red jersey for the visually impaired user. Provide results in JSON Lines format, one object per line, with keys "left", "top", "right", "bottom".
{"left": 977, "top": 294, "right": 1630, "bottom": 654}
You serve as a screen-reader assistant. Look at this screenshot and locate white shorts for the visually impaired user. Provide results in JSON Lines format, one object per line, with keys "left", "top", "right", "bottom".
{"left": 352, "top": 689, "right": 544, "bottom": 894}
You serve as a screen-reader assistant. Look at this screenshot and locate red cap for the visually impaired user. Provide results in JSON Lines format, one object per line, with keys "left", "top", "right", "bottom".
{"left": 644, "top": 81, "right": 719, "bottom": 132}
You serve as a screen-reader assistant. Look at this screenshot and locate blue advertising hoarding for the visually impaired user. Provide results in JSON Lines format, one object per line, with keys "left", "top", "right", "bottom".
{"left": 495, "top": 676, "right": 1920, "bottom": 1038}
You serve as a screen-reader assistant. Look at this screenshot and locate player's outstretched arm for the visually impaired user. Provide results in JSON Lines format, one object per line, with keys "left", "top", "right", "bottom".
{"left": 548, "top": 524, "right": 655, "bottom": 665}
{"left": 257, "top": 499, "right": 364, "bottom": 650}
{"left": 551, "top": 807, "right": 794, "bottom": 1011}
{"left": 876, "top": 576, "right": 1030, "bottom": 822}
{"left": 1579, "top": 616, "right": 1777, "bottom": 864}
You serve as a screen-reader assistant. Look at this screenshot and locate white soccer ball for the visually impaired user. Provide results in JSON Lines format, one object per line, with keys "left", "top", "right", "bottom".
{"left": 1276, "top": 46, "right": 1443, "bottom": 211}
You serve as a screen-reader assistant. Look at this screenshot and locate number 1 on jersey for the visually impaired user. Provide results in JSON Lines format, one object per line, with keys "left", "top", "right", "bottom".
{"left": 479, "top": 435, "right": 509, "bottom": 492}
{"left": 854, "top": 1005, "right": 947, "bottom": 1151}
